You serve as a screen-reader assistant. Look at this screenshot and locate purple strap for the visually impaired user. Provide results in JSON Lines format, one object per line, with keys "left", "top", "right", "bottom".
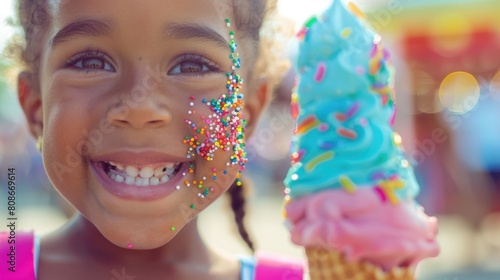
{"left": 254, "top": 252, "right": 304, "bottom": 280}
{"left": 0, "top": 230, "right": 36, "bottom": 280}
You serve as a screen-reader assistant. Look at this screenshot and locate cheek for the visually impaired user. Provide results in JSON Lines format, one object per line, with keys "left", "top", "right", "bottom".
{"left": 41, "top": 84, "right": 99, "bottom": 194}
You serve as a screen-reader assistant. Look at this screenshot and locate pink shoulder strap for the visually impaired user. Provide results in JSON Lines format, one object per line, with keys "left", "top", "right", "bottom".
{"left": 254, "top": 252, "right": 304, "bottom": 280}
{"left": 0, "top": 230, "right": 36, "bottom": 280}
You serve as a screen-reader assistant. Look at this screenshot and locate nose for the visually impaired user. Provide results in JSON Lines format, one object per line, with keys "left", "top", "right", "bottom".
{"left": 107, "top": 95, "right": 172, "bottom": 129}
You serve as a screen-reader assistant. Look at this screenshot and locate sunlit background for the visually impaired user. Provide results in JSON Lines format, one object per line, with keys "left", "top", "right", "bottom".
{"left": 2, "top": 0, "right": 500, "bottom": 279}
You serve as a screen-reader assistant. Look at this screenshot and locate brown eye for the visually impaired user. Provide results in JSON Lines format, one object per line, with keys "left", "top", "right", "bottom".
{"left": 179, "top": 61, "right": 204, "bottom": 73}
{"left": 81, "top": 57, "right": 105, "bottom": 69}
{"left": 66, "top": 50, "right": 115, "bottom": 72}
{"left": 168, "top": 54, "right": 220, "bottom": 76}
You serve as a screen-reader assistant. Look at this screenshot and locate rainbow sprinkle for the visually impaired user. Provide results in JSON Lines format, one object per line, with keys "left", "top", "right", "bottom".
{"left": 337, "top": 127, "right": 358, "bottom": 140}
{"left": 335, "top": 113, "right": 347, "bottom": 122}
{"left": 345, "top": 102, "right": 360, "bottom": 119}
{"left": 305, "top": 151, "right": 334, "bottom": 172}
{"left": 291, "top": 91, "right": 299, "bottom": 120}
{"left": 389, "top": 108, "right": 396, "bottom": 126}
{"left": 291, "top": 150, "right": 305, "bottom": 165}
{"left": 297, "top": 116, "right": 320, "bottom": 135}
{"left": 341, "top": 27, "right": 352, "bottom": 38}
{"left": 314, "top": 62, "right": 327, "bottom": 82}
{"left": 296, "top": 16, "right": 318, "bottom": 41}
{"left": 339, "top": 175, "right": 356, "bottom": 193}
{"left": 347, "top": 2, "right": 365, "bottom": 18}
{"left": 369, "top": 42, "right": 393, "bottom": 101}
{"left": 377, "top": 178, "right": 406, "bottom": 205}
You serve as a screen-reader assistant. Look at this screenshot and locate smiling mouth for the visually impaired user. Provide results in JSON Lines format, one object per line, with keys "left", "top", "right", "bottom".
{"left": 100, "top": 161, "right": 186, "bottom": 187}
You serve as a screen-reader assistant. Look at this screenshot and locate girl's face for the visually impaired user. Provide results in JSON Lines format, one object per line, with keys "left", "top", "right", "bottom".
{"left": 23, "top": 0, "right": 266, "bottom": 249}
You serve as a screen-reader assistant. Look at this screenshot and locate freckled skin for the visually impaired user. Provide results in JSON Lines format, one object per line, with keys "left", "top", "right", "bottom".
{"left": 18, "top": 0, "right": 270, "bottom": 279}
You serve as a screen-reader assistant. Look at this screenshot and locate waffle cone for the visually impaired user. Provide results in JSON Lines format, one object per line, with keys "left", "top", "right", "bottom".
{"left": 305, "top": 248, "right": 414, "bottom": 280}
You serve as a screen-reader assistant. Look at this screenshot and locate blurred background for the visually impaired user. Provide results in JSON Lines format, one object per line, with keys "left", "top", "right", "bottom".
{"left": 2, "top": 0, "right": 500, "bottom": 279}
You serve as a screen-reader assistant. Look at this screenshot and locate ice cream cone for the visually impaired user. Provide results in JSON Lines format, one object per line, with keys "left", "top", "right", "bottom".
{"left": 284, "top": 1, "right": 440, "bottom": 277}
{"left": 305, "top": 248, "right": 414, "bottom": 280}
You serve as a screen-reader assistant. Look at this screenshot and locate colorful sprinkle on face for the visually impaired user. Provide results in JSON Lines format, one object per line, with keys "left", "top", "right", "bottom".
{"left": 181, "top": 17, "right": 247, "bottom": 198}
{"left": 183, "top": 21, "right": 246, "bottom": 169}
{"left": 170, "top": 226, "right": 176, "bottom": 231}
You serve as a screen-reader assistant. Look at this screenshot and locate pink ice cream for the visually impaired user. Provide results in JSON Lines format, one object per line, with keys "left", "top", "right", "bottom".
{"left": 286, "top": 189, "right": 439, "bottom": 270}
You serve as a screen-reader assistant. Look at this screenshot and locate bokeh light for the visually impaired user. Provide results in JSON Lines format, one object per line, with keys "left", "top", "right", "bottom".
{"left": 489, "top": 70, "right": 500, "bottom": 93}
{"left": 438, "top": 71, "right": 480, "bottom": 114}
{"left": 414, "top": 70, "right": 442, "bottom": 114}
{"left": 430, "top": 13, "right": 472, "bottom": 57}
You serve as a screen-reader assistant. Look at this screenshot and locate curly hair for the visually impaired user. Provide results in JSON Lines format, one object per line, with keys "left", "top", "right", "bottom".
{"left": 13, "top": 0, "right": 291, "bottom": 253}
{"left": 13, "top": 0, "right": 289, "bottom": 90}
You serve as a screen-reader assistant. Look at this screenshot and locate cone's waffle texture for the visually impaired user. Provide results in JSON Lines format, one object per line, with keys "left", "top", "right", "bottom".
{"left": 306, "top": 248, "right": 414, "bottom": 280}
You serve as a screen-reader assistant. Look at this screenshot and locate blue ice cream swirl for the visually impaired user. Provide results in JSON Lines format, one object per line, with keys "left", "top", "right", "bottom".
{"left": 284, "top": 0, "right": 420, "bottom": 202}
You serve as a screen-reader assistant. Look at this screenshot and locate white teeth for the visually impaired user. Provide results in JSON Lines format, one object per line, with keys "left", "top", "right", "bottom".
{"left": 106, "top": 162, "right": 183, "bottom": 186}
{"left": 125, "top": 166, "right": 139, "bottom": 177}
{"left": 125, "top": 176, "right": 135, "bottom": 185}
{"left": 115, "top": 175, "right": 125, "bottom": 183}
{"left": 150, "top": 177, "right": 160, "bottom": 186}
{"left": 154, "top": 167, "right": 164, "bottom": 177}
{"left": 160, "top": 175, "right": 170, "bottom": 183}
{"left": 140, "top": 166, "right": 154, "bottom": 178}
{"left": 133, "top": 177, "right": 150, "bottom": 187}
{"left": 165, "top": 167, "right": 175, "bottom": 175}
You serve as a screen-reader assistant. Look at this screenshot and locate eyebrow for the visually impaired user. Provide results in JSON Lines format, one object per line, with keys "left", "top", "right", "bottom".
{"left": 163, "top": 23, "right": 229, "bottom": 50}
{"left": 49, "top": 20, "right": 230, "bottom": 51}
{"left": 50, "top": 19, "right": 112, "bottom": 48}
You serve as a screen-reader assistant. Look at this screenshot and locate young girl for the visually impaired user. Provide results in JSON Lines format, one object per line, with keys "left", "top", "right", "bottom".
{"left": 1, "top": 0, "right": 303, "bottom": 279}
